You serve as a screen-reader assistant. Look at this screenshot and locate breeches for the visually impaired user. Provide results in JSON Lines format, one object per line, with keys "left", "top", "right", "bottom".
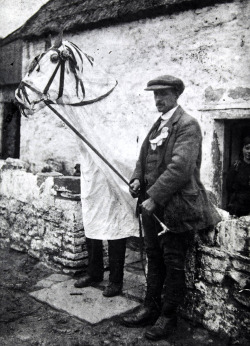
{"left": 142, "top": 208, "right": 192, "bottom": 314}
{"left": 86, "top": 237, "right": 126, "bottom": 283}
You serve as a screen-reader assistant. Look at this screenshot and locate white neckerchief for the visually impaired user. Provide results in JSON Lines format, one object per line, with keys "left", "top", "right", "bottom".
{"left": 149, "top": 105, "right": 179, "bottom": 150}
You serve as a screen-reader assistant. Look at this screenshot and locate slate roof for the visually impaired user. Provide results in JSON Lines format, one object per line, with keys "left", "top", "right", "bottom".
{"left": 1, "top": 0, "right": 231, "bottom": 46}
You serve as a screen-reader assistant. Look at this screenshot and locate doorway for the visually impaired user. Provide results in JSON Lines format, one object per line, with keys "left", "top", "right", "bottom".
{"left": 222, "top": 119, "right": 250, "bottom": 209}
{"left": 1, "top": 102, "right": 21, "bottom": 159}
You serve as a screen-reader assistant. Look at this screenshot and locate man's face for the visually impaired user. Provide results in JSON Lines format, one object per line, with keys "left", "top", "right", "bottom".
{"left": 243, "top": 144, "right": 250, "bottom": 162}
{"left": 154, "top": 88, "right": 178, "bottom": 114}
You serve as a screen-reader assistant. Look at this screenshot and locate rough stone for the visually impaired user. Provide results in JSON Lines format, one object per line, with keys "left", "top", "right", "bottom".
{"left": 10, "top": 243, "right": 27, "bottom": 252}
{"left": 53, "top": 256, "right": 86, "bottom": 268}
{"left": 28, "top": 249, "right": 41, "bottom": 259}
{"left": 204, "top": 86, "right": 225, "bottom": 102}
{"left": 64, "top": 243, "right": 84, "bottom": 253}
{"left": 54, "top": 176, "right": 81, "bottom": 194}
{"left": 2, "top": 158, "right": 28, "bottom": 170}
{"left": 228, "top": 87, "right": 250, "bottom": 100}
{"left": 0, "top": 238, "right": 10, "bottom": 248}
{"left": 216, "top": 218, "right": 250, "bottom": 254}
{"left": 61, "top": 251, "right": 86, "bottom": 260}
{"left": 37, "top": 172, "right": 63, "bottom": 187}
{"left": 63, "top": 236, "right": 85, "bottom": 248}
{"left": 233, "top": 290, "right": 250, "bottom": 308}
{"left": 28, "top": 227, "right": 39, "bottom": 237}
{"left": 30, "top": 238, "right": 43, "bottom": 252}
{"left": 0, "top": 166, "right": 87, "bottom": 272}
{"left": 34, "top": 274, "right": 71, "bottom": 288}
{"left": 0, "top": 221, "right": 10, "bottom": 236}
{"left": 228, "top": 270, "right": 249, "bottom": 288}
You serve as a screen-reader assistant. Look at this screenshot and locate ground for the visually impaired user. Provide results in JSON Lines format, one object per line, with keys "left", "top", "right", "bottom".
{"left": 0, "top": 247, "right": 239, "bottom": 346}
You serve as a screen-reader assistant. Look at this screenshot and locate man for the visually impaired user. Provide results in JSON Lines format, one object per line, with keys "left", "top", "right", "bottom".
{"left": 120, "top": 75, "right": 221, "bottom": 341}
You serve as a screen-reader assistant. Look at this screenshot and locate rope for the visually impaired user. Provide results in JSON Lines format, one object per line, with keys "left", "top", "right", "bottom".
{"left": 57, "top": 60, "right": 65, "bottom": 99}
{"left": 44, "top": 101, "right": 129, "bottom": 186}
{"left": 43, "top": 62, "right": 61, "bottom": 95}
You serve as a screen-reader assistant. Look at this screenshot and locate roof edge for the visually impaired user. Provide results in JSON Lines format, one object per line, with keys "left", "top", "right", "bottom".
{"left": 0, "top": 0, "right": 236, "bottom": 47}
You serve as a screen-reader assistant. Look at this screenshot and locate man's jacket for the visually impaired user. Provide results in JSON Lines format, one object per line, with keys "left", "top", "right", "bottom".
{"left": 131, "top": 106, "right": 221, "bottom": 233}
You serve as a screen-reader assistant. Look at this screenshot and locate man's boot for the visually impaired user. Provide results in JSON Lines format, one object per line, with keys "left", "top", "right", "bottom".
{"left": 103, "top": 281, "right": 123, "bottom": 297}
{"left": 145, "top": 315, "right": 177, "bottom": 340}
{"left": 103, "top": 258, "right": 124, "bottom": 297}
{"left": 74, "top": 274, "right": 103, "bottom": 288}
{"left": 145, "top": 268, "right": 185, "bottom": 339}
{"left": 74, "top": 239, "right": 104, "bottom": 288}
{"left": 120, "top": 257, "right": 163, "bottom": 327}
{"left": 120, "top": 304, "right": 160, "bottom": 327}
{"left": 103, "top": 239, "right": 126, "bottom": 298}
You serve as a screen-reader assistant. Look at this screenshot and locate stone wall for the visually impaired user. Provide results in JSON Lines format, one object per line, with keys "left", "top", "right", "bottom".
{"left": 183, "top": 216, "right": 250, "bottom": 341}
{"left": 0, "top": 158, "right": 249, "bottom": 339}
{"left": 0, "top": 158, "right": 87, "bottom": 273}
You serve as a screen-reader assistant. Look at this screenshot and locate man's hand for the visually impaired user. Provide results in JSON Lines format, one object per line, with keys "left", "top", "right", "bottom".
{"left": 141, "top": 197, "right": 157, "bottom": 215}
{"left": 129, "top": 179, "right": 141, "bottom": 198}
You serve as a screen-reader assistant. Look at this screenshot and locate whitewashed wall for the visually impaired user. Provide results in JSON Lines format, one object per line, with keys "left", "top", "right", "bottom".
{"left": 20, "top": 1, "right": 250, "bottom": 190}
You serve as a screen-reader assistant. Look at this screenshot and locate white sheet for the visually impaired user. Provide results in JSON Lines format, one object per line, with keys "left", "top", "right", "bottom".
{"left": 57, "top": 102, "right": 139, "bottom": 240}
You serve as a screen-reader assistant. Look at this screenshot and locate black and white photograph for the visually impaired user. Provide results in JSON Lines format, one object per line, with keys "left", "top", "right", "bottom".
{"left": 0, "top": 0, "right": 249, "bottom": 345}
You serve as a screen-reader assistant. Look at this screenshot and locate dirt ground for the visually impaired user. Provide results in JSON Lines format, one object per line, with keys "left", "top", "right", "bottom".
{"left": 0, "top": 247, "right": 244, "bottom": 346}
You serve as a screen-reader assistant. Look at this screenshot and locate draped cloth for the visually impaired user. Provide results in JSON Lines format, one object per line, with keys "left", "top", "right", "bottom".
{"left": 56, "top": 101, "right": 138, "bottom": 240}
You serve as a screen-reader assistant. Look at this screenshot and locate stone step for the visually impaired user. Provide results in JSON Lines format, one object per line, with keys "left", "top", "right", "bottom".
{"left": 30, "top": 267, "right": 145, "bottom": 324}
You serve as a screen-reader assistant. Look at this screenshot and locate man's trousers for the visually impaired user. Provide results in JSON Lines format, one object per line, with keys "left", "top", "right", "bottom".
{"left": 142, "top": 209, "right": 193, "bottom": 316}
{"left": 86, "top": 237, "right": 127, "bottom": 283}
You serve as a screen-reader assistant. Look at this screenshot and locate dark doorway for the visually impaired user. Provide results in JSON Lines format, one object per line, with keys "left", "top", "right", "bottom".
{"left": 222, "top": 119, "right": 250, "bottom": 208}
{"left": 1, "top": 102, "right": 21, "bottom": 159}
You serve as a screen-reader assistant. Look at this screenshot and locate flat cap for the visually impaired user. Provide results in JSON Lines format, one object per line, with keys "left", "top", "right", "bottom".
{"left": 145, "top": 75, "right": 185, "bottom": 95}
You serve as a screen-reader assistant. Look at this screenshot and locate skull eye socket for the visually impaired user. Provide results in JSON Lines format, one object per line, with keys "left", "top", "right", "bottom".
{"left": 50, "top": 53, "right": 59, "bottom": 63}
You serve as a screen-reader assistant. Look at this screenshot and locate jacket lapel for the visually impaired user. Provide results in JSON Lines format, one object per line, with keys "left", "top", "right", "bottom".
{"left": 149, "top": 117, "right": 162, "bottom": 136}
{"left": 165, "top": 105, "right": 183, "bottom": 131}
{"left": 157, "top": 106, "right": 183, "bottom": 164}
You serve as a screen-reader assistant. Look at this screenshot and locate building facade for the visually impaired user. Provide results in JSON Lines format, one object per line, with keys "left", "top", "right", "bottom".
{"left": 1, "top": 0, "right": 249, "bottom": 206}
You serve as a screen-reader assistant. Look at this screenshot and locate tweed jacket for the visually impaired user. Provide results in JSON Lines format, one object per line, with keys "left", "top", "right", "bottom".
{"left": 131, "top": 106, "right": 221, "bottom": 232}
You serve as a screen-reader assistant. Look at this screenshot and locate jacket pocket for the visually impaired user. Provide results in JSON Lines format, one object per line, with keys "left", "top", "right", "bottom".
{"left": 181, "top": 191, "right": 201, "bottom": 221}
{"left": 164, "top": 191, "right": 201, "bottom": 232}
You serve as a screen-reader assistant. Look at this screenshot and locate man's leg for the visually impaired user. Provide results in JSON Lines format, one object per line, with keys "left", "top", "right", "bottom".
{"left": 103, "top": 238, "right": 126, "bottom": 297}
{"left": 86, "top": 238, "right": 104, "bottom": 279}
{"left": 145, "top": 231, "right": 192, "bottom": 340}
{"left": 143, "top": 210, "right": 166, "bottom": 311}
{"left": 74, "top": 238, "right": 104, "bottom": 288}
{"left": 121, "top": 209, "right": 165, "bottom": 327}
{"left": 161, "top": 232, "right": 189, "bottom": 316}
